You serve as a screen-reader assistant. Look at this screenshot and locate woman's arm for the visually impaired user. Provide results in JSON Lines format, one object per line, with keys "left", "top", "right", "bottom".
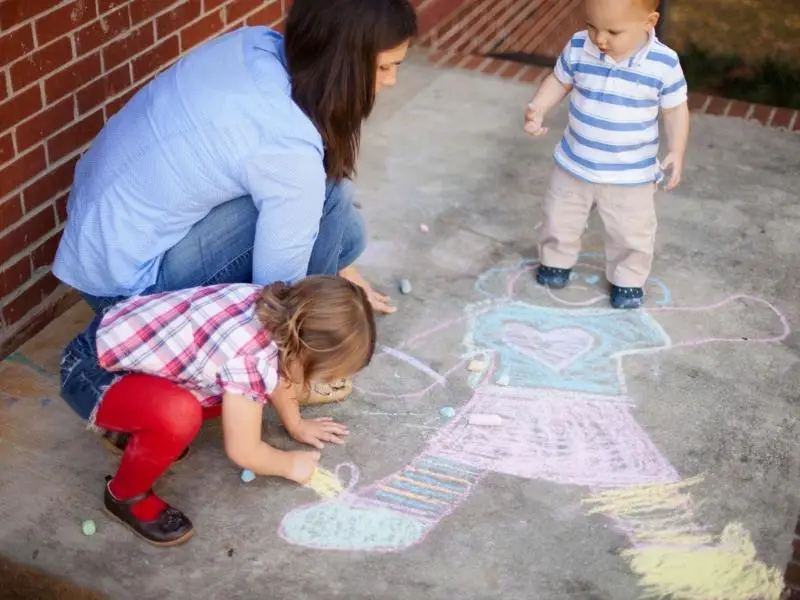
{"left": 221, "top": 391, "right": 320, "bottom": 483}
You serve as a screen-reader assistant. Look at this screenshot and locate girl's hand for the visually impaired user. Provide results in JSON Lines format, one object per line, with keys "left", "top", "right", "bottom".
{"left": 286, "top": 450, "right": 321, "bottom": 484}
{"left": 524, "top": 104, "right": 549, "bottom": 136}
{"left": 290, "top": 417, "right": 350, "bottom": 449}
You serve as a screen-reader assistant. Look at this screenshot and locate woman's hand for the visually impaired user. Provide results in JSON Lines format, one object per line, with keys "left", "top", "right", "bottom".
{"left": 290, "top": 417, "right": 350, "bottom": 449}
{"left": 338, "top": 265, "right": 396, "bottom": 314}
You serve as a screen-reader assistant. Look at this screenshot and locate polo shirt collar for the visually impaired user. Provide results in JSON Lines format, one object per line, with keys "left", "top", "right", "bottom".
{"left": 583, "top": 29, "right": 658, "bottom": 67}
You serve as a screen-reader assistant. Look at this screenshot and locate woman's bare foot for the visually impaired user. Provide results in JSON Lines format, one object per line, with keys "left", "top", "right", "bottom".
{"left": 338, "top": 265, "right": 396, "bottom": 314}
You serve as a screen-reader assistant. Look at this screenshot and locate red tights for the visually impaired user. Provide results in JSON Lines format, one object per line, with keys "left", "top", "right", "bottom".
{"left": 94, "top": 374, "right": 221, "bottom": 520}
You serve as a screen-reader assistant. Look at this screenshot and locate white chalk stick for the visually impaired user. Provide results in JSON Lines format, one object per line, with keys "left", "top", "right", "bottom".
{"left": 468, "top": 413, "right": 503, "bottom": 426}
{"left": 467, "top": 360, "right": 487, "bottom": 372}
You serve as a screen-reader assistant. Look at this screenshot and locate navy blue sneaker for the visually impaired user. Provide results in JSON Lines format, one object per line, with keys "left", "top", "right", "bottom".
{"left": 536, "top": 265, "right": 572, "bottom": 289}
{"left": 610, "top": 285, "right": 644, "bottom": 309}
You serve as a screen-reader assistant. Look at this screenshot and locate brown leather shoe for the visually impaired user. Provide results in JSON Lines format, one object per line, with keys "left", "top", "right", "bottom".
{"left": 102, "top": 431, "right": 190, "bottom": 464}
{"left": 103, "top": 476, "right": 194, "bottom": 547}
{"left": 302, "top": 378, "right": 353, "bottom": 405}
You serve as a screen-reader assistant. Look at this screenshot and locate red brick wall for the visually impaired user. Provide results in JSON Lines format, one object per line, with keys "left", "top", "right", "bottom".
{"left": 0, "top": 0, "right": 451, "bottom": 358}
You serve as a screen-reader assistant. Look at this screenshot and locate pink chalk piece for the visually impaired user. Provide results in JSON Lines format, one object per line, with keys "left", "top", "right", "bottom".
{"left": 468, "top": 414, "right": 503, "bottom": 426}
{"left": 420, "top": 223, "right": 429, "bottom": 233}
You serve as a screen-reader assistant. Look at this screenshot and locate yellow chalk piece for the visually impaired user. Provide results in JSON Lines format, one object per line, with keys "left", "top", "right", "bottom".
{"left": 583, "top": 478, "right": 782, "bottom": 599}
{"left": 302, "top": 468, "right": 344, "bottom": 500}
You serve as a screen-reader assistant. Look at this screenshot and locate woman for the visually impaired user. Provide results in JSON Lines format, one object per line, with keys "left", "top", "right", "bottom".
{"left": 54, "top": 0, "right": 416, "bottom": 403}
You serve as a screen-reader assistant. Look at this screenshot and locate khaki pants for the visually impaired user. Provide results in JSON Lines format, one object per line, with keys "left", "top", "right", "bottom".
{"left": 538, "top": 166, "right": 657, "bottom": 288}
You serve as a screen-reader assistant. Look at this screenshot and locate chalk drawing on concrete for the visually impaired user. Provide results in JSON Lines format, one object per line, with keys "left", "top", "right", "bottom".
{"left": 279, "top": 259, "right": 789, "bottom": 595}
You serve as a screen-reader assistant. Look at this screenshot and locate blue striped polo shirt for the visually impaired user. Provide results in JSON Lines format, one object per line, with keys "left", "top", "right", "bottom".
{"left": 552, "top": 30, "right": 688, "bottom": 185}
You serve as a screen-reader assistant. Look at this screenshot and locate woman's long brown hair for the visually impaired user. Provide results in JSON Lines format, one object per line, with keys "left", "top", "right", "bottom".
{"left": 284, "top": 0, "right": 418, "bottom": 180}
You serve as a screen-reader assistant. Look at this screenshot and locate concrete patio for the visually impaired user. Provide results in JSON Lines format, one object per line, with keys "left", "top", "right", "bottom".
{"left": 1, "top": 52, "right": 799, "bottom": 599}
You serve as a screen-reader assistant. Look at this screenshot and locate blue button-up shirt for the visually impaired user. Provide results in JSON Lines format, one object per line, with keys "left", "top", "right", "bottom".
{"left": 53, "top": 27, "right": 325, "bottom": 297}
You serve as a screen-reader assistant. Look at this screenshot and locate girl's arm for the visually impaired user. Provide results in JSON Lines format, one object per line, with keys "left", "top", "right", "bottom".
{"left": 269, "top": 379, "right": 349, "bottom": 449}
{"left": 221, "top": 391, "right": 319, "bottom": 483}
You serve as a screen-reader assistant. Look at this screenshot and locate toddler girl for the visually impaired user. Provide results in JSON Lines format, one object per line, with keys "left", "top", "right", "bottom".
{"left": 60, "top": 276, "right": 376, "bottom": 547}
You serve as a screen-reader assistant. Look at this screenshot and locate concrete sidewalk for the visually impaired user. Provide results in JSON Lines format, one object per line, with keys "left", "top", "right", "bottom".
{"left": 1, "top": 52, "right": 799, "bottom": 600}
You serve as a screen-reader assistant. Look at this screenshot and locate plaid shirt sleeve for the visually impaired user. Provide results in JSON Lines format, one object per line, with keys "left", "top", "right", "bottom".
{"left": 217, "top": 354, "right": 280, "bottom": 405}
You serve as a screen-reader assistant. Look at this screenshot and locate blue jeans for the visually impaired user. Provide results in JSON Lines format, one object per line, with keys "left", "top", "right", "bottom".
{"left": 81, "top": 179, "right": 366, "bottom": 313}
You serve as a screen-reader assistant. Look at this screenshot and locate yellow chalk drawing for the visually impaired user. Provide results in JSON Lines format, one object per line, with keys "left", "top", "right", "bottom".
{"left": 303, "top": 468, "right": 344, "bottom": 500}
{"left": 584, "top": 478, "right": 783, "bottom": 600}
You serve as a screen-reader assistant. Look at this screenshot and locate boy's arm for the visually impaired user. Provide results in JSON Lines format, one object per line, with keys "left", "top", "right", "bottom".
{"left": 661, "top": 102, "right": 690, "bottom": 190}
{"left": 525, "top": 74, "right": 572, "bottom": 136}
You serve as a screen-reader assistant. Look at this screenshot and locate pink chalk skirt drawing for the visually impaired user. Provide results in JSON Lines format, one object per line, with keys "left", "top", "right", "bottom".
{"left": 278, "top": 261, "right": 791, "bottom": 553}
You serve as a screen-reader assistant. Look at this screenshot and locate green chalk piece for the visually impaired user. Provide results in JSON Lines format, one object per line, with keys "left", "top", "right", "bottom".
{"left": 440, "top": 406, "right": 456, "bottom": 419}
{"left": 399, "top": 279, "right": 412, "bottom": 295}
{"left": 82, "top": 520, "right": 96, "bottom": 536}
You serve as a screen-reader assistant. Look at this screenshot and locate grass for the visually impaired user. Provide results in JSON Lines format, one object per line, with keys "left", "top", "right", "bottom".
{"left": 666, "top": 0, "right": 800, "bottom": 108}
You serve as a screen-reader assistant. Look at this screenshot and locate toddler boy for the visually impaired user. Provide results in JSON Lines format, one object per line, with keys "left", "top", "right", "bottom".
{"left": 525, "top": 0, "right": 689, "bottom": 308}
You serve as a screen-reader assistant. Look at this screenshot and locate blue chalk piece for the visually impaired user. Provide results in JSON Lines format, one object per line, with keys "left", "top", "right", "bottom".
{"left": 439, "top": 406, "right": 456, "bottom": 419}
{"left": 41, "top": 398, "right": 53, "bottom": 407}
{"left": 240, "top": 469, "right": 256, "bottom": 483}
{"left": 585, "top": 275, "right": 600, "bottom": 285}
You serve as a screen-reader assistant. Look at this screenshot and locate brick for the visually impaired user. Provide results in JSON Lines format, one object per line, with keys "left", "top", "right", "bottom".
{"left": 687, "top": 92, "right": 709, "bottom": 112}
{"left": 0, "top": 196, "right": 24, "bottom": 230}
{"left": 271, "top": 17, "right": 286, "bottom": 33}
{"left": 706, "top": 96, "right": 729, "bottom": 116}
{"left": 750, "top": 104, "right": 772, "bottom": 126}
{"left": 130, "top": 0, "right": 180, "bottom": 24}
{"left": 227, "top": 0, "right": 265, "bottom": 24}
{"left": 0, "top": 133, "right": 13, "bottom": 165}
{"left": 0, "top": 25, "right": 35, "bottom": 68}
{"left": 98, "top": 0, "right": 131, "bottom": 14}
{"left": 75, "top": 5, "right": 132, "bottom": 56}
{"left": 35, "top": 0, "right": 98, "bottom": 46}
{"left": 16, "top": 96, "right": 75, "bottom": 152}
{"left": 481, "top": 58, "right": 506, "bottom": 76}
{"left": 23, "top": 156, "right": 79, "bottom": 212}
{"left": 0, "top": 146, "right": 46, "bottom": 198}
{"left": 44, "top": 52, "right": 102, "bottom": 104}
{"left": 0, "top": 0, "right": 53, "bottom": 31}
{"left": 10, "top": 37, "right": 73, "bottom": 92}
{"left": 0, "top": 256, "right": 32, "bottom": 301}
{"left": 0, "top": 206, "right": 55, "bottom": 265}
{"left": 104, "top": 21, "right": 155, "bottom": 70}
{"left": 77, "top": 63, "right": 132, "bottom": 114}
{"left": 0, "top": 86, "right": 42, "bottom": 133}
{"left": 132, "top": 35, "right": 179, "bottom": 81}
{"left": 499, "top": 62, "right": 524, "bottom": 79}
{"left": 2, "top": 272, "right": 61, "bottom": 326}
{"left": 31, "top": 231, "right": 61, "bottom": 270}
{"left": 246, "top": 2, "right": 282, "bottom": 26}
{"left": 204, "top": 0, "right": 228, "bottom": 10}
{"left": 156, "top": 0, "right": 202, "bottom": 39}
{"left": 180, "top": 10, "right": 225, "bottom": 52}
{"left": 772, "top": 107, "right": 795, "bottom": 129}
{"left": 54, "top": 192, "right": 69, "bottom": 223}
{"left": 105, "top": 86, "right": 138, "bottom": 118}
{"left": 727, "top": 100, "right": 749, "bottom": 118}
{"left": 461, "top": 56, "right": 485, "bottom": 71}
{"left": 0, "top": 71, "right": 7, "bottom": 102}
{"left": 47, "top": 110, "right": 104, "bottom": 163}
{"left": 519, "top": 65, "right": 547, "bottom": 83}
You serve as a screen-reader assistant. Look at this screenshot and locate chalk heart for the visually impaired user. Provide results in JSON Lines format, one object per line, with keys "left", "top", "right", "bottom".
{"left": 502, "top": 323, "right": 594, "bottom": 372}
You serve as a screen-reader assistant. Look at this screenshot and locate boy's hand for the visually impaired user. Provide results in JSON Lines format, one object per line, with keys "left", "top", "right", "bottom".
{"left": 290, "top": 417, "right": 349, "bottom": 449}
{"left": 661, "top": 152, "right": 684, "bottom": 190}
{"left": 524, "top": 104, "right": 549, "bottom": 136}
{"left": 286, "top": 450, "right": 321, "bottom": 484}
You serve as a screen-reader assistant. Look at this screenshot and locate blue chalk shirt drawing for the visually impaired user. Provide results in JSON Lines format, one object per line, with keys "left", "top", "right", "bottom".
{"left": 473, "top": 303, "right": 669, "bottom": 395}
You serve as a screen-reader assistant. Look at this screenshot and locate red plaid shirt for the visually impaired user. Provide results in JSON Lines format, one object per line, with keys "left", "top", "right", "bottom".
{"left": 97, "top": 284, "right": 279, "bottom": 406}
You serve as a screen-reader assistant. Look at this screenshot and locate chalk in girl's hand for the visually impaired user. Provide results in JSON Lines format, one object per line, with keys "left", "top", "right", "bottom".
{"left": 399, "top": 279, "right": 412, "bottom": 295}
{"left": 240, "top": 469, "right": 256, "bottom": 483}
{"left": 467, "top": 359, "right": 487, "bottom": 372}
{"left": 439, "top": 406, "right": 456, "bottom": 419}
{"left": 468, "top": 413, "right": 503, "bottom": 426}
{"left": 303, "top": 467, "right": 344, "bottom": 499}
{"left": 81, "top": 520, "right": 96, "bottom": 536}
{"left": 419, "top": 223, "right": 429, "bottom": 233}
